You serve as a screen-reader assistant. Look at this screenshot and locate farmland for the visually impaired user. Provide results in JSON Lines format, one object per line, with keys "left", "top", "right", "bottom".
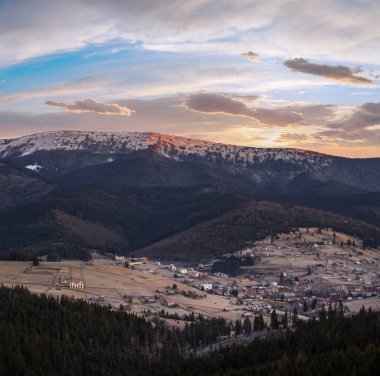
{"left": 0, "top": 227, "right": 379, "bottom": 324}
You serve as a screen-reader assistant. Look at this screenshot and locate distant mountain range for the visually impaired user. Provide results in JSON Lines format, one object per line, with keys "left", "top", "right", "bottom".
{"left": 1, "top": 130, "right": 379, "bottom": 261}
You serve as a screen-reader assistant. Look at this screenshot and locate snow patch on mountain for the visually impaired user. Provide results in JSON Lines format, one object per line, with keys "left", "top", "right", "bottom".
{"left": 25, "top": 163, "right": 42, "bottom": 171}
{"left": 0, "top": 130, "right": 332, "bottom": 169}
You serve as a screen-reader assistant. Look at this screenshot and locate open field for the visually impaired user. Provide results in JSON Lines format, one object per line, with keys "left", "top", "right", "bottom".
{"left": 0, "top": 227, "right": 379, "bottom": 324}
{"left": 0, "top": 259, "right": 243, "bottom": 321}
{"left": 346, "top": 296, "right": 380, "bottom": 312}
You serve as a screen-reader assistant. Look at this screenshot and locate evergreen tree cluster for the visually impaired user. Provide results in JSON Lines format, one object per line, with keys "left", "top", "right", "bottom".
{"left": 0, "top": 286, "right": 380, "bottom": 375}
{"left": 0, "top": 286, "right": 177, "bottom": 375}
{"left": 174, "top": 315, "right": 231, "bottom": 349}
{"left": 212, "top": 255, "right": 256, "bottom": 277}
{"left": 162, "top": 306, "right": 380, "bottom": 376}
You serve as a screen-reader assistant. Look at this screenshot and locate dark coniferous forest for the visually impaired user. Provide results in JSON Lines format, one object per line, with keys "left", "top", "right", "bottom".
{"left": 0, "top": 285, "right": 379, "bottom": 376}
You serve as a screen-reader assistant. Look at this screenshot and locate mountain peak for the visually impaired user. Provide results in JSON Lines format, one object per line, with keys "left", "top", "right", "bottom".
{"left": 0, "top": 130, "right": 332, "bottom": 168}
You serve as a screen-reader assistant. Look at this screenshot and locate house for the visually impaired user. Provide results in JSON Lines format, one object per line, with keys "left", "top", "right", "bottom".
{"left": 335, "top": 285, "right": 348, "bottom": 293}
{"left": 129, "top": 297, "right": 141, "bottom": 304}
{"left": 284, "top": 292, "right": 296, "bottom": 298}
{"left": 58, "top": 275, "right": 68, "bottom": 284}
{"left": 141, "top": 268, "right": 154, "bottom": 274}
{"left": 70, "top": 280, "right": 84, "bottom": 289}
{"left": 164, "top": 299, "right": 175, "bottom": 307}
{"left": 200, "top": 282, "right": 213, "bottom": 291}
{"left": 128, "top": 257, "right": 148, "bottom": 266}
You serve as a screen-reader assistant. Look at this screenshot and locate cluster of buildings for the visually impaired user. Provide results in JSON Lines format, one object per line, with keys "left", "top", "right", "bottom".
{"left": 55, "top": 275, "right": 84, "bottom": 290}
{"left": 108, "top": 228, "right": 379, "bottom": 319}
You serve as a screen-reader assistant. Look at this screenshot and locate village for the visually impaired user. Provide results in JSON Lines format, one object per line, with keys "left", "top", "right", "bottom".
{"left": 0, "top": 227, "right": 379, "bottom": 328}
{"left": 114, "top": 228, "right": 380, "bottom": 319}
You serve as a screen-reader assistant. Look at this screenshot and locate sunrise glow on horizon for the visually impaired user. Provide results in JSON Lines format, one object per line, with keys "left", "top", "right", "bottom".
{"left": 0, "top": 0, "right": 379, "bottom": 158}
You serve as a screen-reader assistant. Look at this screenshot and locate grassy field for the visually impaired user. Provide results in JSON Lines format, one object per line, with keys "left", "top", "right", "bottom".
{"left": 1, "top": 228, "right": 378, "bottom": 322}
{"left": 0, "top": 259, "right": 241, "bottom": 320}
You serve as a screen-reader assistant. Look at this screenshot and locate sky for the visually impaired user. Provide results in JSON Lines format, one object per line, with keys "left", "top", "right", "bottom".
{"left": 0, "top": 0, "right": 379, "bottom": 157}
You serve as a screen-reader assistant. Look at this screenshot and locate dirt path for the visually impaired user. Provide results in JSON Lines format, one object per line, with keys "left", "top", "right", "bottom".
{"left": 189, "top": 329, "right": 286, "bottom": 357}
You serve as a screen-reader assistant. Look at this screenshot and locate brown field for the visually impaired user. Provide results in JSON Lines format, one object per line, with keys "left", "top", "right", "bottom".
{"left": 0, "top": 259, "right": 242, "bottom": 321}
{"left": 1, "top": 227, "right": 377, "bottom": 323}
{"left": 346, "top": 297, "right": 380, "bottom": 313}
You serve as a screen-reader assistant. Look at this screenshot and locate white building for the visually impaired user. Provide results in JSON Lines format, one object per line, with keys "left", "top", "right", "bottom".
{"left": 70, "top": 280, "right": 84, "bottom": 289}
{"left": 200, "top": 282, "right": 213, "bottom": 291}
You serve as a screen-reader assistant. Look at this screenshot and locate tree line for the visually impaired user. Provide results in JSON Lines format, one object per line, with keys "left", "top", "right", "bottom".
{"left": 0, "top": 285, "right": 379, "bottom": 375}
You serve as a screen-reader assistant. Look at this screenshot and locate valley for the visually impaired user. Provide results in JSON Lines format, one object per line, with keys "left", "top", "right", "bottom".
{"left": 1, "top": 2, "right": 379, "bottom": 374}
{"left": 1, "top": 227, "right": 378, "bottom": 328}
{"left": 0, "top": 132, "right": 379, "bottom": 322}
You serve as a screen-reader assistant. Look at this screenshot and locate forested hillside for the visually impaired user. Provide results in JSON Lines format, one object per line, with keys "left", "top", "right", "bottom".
{"left": 275, "top": 191, "right": 380, "bottom": 227}
{"left": 134, "top": 201, "right": 380, "bottom": 261}
{"left": 0, "top": 286, "right": 178, "bottom": 375}
{"left": 0, "top": 286, "right": 379, "bottom": 375}
{"left": 165, "top": 306, "right": 380, "bottom": 376}
{"left": 1, "top": 189, "right": 379, "bottom": 261}
{"left": 1, "top": 131, "right": 379, "bottom": 262}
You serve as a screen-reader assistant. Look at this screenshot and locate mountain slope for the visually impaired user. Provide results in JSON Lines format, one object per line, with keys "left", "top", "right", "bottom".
{"left": 0, "top": 130, "right": 379, "bottom": 261}
{"left": 274, "top": 191, "right": 380, "bottom": 227}
{"left": 0, "top": 160, "right": 53, "bottom": 209}
{"left": 1, "top": 131, "right": 379, "bottom": 194}
{"left": 0, "top": 130, "right": 331, "bottom": 165}
{"left": 133, "top": 201, "right": 380, "bottom": 261}
{"left": 0, "top": 185, "right": 246, "bottom": 257}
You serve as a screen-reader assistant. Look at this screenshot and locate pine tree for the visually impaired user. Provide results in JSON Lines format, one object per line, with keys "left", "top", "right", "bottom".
{"left": 253, "top": 314, "right": 265, "bottom": 331}
{"left": 279, "top": 272, "right": 285, "bottom": 284}
{"left": 327, "top": 302, "right": 336, "bottom": 320}
{"left": 270, "top": 309, "right": 279, "bottom": 329}
{"left": 319, "top": 303, "right": 327, "bottom": 321}
{"left": 338, "top": 301, "right": 344, "bottom": 319}
{"left": 311, "top": 298, "right": 318, "bottom": 310}
{"left": 281, "top": 311, "right": 288, "bottom": 329}
{"left": 243, "top": 317, "right": 252, "bottom": 335}
{"left": 253, "top": 315, "right": 260, "bottom": 331}
{"left": 292, "top": 307, "right": 298, "bottom": 327}
{"left": 234, "top": 319, "right": 242, "bottom": 336}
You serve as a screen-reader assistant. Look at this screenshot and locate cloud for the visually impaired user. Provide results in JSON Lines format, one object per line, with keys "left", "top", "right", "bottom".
{"left": 317, "top": 127, "right": 380, "bottom": 146}
{"left": 284, "top": 58, "right": 373, "bottom": 84}
{"left": 0, "top": 1, "right": 380, "bottom": 67}
{"left": 285, "top": 104, "right": 339, "bottom": 125}
{"left": 336, "top": 102, "right": 380, "bottom": 131}
{"left": 185, "top": 93, "right": 302, "bottom": 125}
{"left": 241, "top": 51, "right": 260, "bottom": 63}
{"left": 186, "top": 93, "right": 254, "bottom": 117}
{"left": 254, "top": 108, "right": 302, "bottom": 125}
{"left": 1, "top": 96, "right": 379, "bottom": 157}
{"left": 277, "top": 133, "right": 308, "bottom": 143}
{"left": 45, "top": 98, "right": 134, "bottom": 116}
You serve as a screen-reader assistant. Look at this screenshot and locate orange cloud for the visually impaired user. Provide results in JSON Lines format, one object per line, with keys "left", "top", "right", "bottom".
{"left": 185, "top": 93, "right": 301, "bottom": 125}
{"left": 46, "top": 98, "right": 134, "bottom": 116}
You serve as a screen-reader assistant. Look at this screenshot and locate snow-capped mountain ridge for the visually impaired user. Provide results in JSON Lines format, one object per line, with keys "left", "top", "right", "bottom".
{"left": 1, "top": 130, "right": 380, "bottom": 194}
{"left": 0, "top": 130, "right": 332, "bottom": 168}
